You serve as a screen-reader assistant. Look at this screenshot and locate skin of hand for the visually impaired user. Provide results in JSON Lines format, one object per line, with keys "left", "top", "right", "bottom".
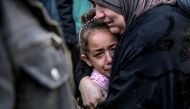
{"left": 79, "top": 76, "right": 106, "bottom": 109}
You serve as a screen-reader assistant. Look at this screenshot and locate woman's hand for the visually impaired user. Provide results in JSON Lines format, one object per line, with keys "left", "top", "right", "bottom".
{"left": 79, "top": 76, "right": 106, "bottom": 109}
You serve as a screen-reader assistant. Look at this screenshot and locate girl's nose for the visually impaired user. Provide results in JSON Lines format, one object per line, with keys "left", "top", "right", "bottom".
{"left": 105, "top": 52, "right": 112, "bottom": 64}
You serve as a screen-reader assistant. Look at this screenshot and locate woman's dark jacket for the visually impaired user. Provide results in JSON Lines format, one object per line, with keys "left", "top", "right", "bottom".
{"left": 75, "top": 4, "right": 190, "bottom": 109}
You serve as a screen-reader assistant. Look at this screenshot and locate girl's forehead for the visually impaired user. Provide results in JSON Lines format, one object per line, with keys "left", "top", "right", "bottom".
{"left": 88, "top": 30, "right": 116, "bottom": 43}
{"left": 90, "top": 29, "right": 110, "bottom": 36}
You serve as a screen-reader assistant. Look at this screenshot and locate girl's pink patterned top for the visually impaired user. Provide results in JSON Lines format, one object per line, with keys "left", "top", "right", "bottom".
{"left": 90, "top": 69, "right": 109, "bottom": 92}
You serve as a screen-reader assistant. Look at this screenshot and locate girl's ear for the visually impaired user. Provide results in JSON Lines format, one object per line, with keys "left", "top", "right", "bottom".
{"left": 81, "top": 54, "right": 93, "bottom": 67}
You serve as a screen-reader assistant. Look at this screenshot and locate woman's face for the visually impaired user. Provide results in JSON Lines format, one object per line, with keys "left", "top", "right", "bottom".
{"left": 81, "top": 29, "right": 118, "bottom": 77}
{"left": 94, "top": 2, "right": 126, "bottom": 35}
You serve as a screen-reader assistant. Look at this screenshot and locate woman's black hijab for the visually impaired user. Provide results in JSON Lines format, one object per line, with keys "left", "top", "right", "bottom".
{"left": 95, "top": 0, "right": 176, "bottom": 30}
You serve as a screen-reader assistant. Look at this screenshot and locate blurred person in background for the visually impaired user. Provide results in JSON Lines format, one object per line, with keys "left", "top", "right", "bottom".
{"left": 0, "top": 0, "right": 76, "bottom": 109}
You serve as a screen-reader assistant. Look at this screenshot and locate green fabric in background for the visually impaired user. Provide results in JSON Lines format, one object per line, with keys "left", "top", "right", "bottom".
{"left": 72, "top": 0, "right": 93, "bottom": 34}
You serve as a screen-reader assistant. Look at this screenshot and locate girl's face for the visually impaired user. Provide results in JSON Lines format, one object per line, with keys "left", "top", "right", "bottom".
{"left": 81, "top": 29, "right": 118, "bottom": 77}
{"left": 94, "top": 1, "right": 126, "bottom": 35}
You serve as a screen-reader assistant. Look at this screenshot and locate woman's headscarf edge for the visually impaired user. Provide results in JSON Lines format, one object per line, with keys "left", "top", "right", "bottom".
{"left": 95, "top": 0, "right": 122, "bottom": 15}
{"left": 120, "top": 0, "right": 177, "bottom": 30}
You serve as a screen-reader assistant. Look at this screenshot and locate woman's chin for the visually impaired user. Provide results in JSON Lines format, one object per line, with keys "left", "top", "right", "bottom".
{"left": 109, "top": 27, "right": 121, "bottom": 35}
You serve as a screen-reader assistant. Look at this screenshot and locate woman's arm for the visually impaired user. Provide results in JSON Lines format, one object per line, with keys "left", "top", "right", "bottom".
{"left": 75, "top": 59, "right": 105, "bottom": 108}
{"left": 79, "top": 76, "right": 106, "bottom": 109}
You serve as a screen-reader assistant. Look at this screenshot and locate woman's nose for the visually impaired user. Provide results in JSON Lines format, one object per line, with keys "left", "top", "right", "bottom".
{"left": 95, "top": 8, "right": 105, "bottom": 19}
{"left": 96, "top": 12, "right": 105, "bottom": 19}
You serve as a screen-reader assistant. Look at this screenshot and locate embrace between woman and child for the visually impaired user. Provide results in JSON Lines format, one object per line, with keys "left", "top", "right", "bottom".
{"left": 76, "top": 0, "right": 190, "bottom": 109}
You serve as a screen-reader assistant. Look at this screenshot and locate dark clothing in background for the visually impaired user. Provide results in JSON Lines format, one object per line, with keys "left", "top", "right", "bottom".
{"left": 55, "top": 0, "right": 77, "bottom": 45}
{"left": 38, "top": 0, "right": 77, "bottom": 45}
{"left": 55, "top": 0, "right": 79, "bottom": 74}
{"left": 0, "top": 0, "right": 76, "bottom": 109}
{"left": 38, "top": 0, "right": 60, "bottom": 22}
{"left": 39, "top": 0, "right": 79, "bottom": 72}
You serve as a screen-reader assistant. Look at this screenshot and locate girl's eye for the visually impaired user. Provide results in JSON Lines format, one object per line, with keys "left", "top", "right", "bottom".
{"left": 111, "top": 47, "right": 116, "bottom": 54}
{"left": 93, "top": 52, "right": 104, "bottom": 58}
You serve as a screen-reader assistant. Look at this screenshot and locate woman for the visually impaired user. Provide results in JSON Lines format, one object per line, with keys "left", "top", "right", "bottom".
{"left": 75, "top": 0, "right": 190, "bottom": 109}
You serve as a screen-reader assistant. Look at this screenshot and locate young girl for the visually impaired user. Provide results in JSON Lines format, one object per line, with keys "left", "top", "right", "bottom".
{"left": 79, "top": 10, "right": 118, "bottom": 95}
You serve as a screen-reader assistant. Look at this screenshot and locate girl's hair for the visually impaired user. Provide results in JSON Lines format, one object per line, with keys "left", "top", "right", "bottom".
{"left": 79, "top": 9, "right": 109, "bottom": 54}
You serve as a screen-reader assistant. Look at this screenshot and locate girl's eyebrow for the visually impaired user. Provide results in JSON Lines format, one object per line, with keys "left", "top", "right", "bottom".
{"left": 109, "top": 42, "right": 117, "bottom": 48}
{"left": 90, "top": 48, "right": 103, "bottom": 53}
{"left": 90, "top": 42, "right": 117, "bottom": 53}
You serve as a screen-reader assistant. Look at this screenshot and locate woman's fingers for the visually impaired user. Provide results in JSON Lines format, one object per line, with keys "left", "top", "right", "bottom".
{"left": 79, "top": 76, "right": 106, "bottom": 108}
